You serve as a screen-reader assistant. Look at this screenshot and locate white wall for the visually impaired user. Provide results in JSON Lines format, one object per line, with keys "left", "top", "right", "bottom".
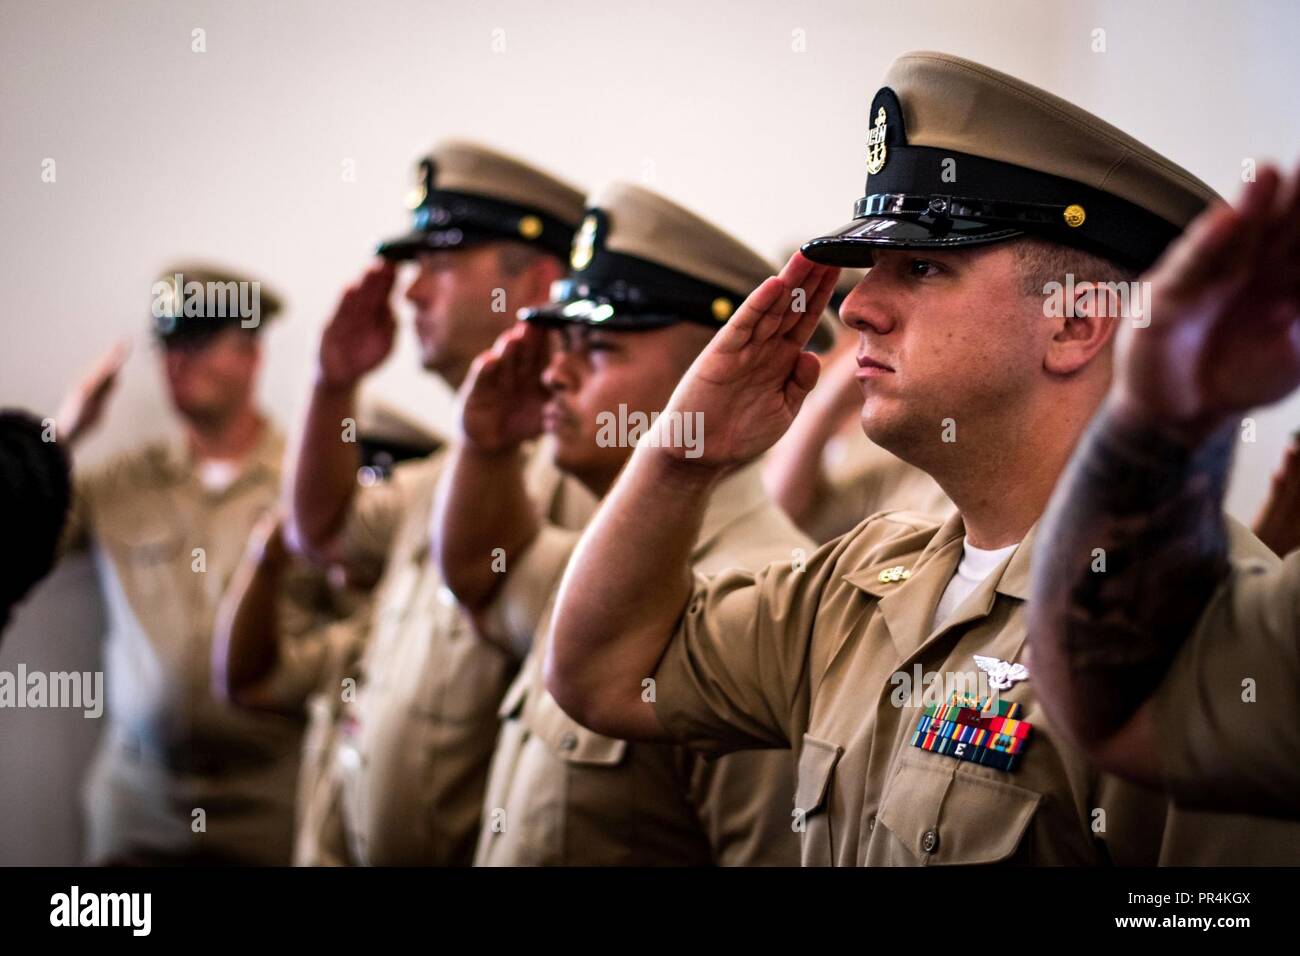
{"left": 1, "top": 0, "right": 1296, "bottom": 862}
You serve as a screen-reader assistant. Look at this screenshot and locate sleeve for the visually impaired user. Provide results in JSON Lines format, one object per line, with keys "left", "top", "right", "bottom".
{"left": 1150, "top": 549, "right": 1300, "bottom": 817}
{"left": 256, "top": 569, "right": 372, "bottom": 712}
{"left": 652, "top": 544, "right": 836, "bottom": 756}
{"left": 475, "top": 522, "right": 581, "bottom": 660}
{"left": 688, "top": 748, "right": 801, "bottom": 866}
{"left": 333, "top": 459, "right": 430, "bottom": 570}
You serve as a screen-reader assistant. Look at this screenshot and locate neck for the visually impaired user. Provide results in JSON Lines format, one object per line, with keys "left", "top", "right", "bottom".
{"left": 185, "top": 405, "right": 265, "bottom": 463}
{"left": 917, "top": 389, "right": 1103, "bottom": 549}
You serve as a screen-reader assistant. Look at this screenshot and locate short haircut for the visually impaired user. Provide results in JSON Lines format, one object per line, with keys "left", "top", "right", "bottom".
{"left": 0, "top": 411, "right": 72, "bottom": 633}
{"left": 1012, "top": 236, "right": 1140, "bottom": 298}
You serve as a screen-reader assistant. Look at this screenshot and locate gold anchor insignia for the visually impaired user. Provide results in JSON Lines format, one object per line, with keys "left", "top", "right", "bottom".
{"left": 877, "top": 565, "right": 911, "bottom": 584}
{"left": 570, "top": 213, "right": 598, "bottom": 270}
{"left": 866, "top": 106, "right": 889, "bottom": 175}
{"left": 1063, "top": 204, "right": 1086, "bottom": 228}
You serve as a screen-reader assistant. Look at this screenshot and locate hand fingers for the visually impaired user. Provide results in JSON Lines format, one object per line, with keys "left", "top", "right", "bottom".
{"left": 786, "top": 264, "right": 841, "bottom": 347}
{"left": 1229, "top": 165, "right": 1282, "bottom": 280}
{"left": 354, "top": 260, "right": 398, "bottom": 319}
{"left": 755, "top": 257, "right": 836, "bottom": 344}
{"left": 715, "top": 276, "right": 785, "bottom": 349}
{"left": 1148, "top": 200, "right": 1240, "bottom": 301}
{"left": 783, "top": 349, "right": 823, "bottom": 413}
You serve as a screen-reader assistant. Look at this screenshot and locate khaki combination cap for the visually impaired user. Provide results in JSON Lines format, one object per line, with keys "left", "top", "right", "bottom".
{"left": 151, "top": 261, "right": 284, "bottom": 344}
{"left": 803, "top": 51, "right": 1220, "bottom": 271}
{"left": 523, "top": 181, "right": 779, "bottom": 331}
{"left": 377, "top": 140, "right": 585, "bottom": 261}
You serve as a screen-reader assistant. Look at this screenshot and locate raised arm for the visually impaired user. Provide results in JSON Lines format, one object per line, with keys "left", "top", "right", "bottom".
{"left": 431, "top": 323, "right": 550, "bottom": 612}
{"left": 546, "top": 254, "right": 839, "bottom": 741}
{"left": 211, "top": 513, "right": 293, "bottom": 710}
{"left": 1030, "top": 163, "right": 1300, "bottom": 781}
{"left": 285, "top": 261, "right": 397, "bottom": 561}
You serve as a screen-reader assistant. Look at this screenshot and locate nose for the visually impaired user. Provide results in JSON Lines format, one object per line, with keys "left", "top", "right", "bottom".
{"left": 403, "top": 265, "right": 430, "bottom": 306}
{"left": 540, "top": 337, "right": 578, "bottom": 394}
{"left": 838, "top": 272, "right": 897, "bottom": 336}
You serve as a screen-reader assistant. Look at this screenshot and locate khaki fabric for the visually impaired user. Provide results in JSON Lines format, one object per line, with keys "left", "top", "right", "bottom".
{"left": 803, "top": 426, "right": 953, "bottom": 544}
{"left": 883, "top": 51, "right": 1219, "bottom": 228}
{"left": 1150, "top": 548, "right": 1300, "bottom": 819}
{"left": 653, "top": 508, "right": 1300, "bottom": 865}
{"left": 68, "top": 424, "right": 325, "bottom": 864}
{"left": 291, "top": 610, "right": 370, "bottom": 867}
{"left": 427, "top": 140, "right": 586, "bottom": 229}
{"left": 317, "top": 442, "right": 595, "bottom": 865}
{"left": 475, "top": 462, "right": 805, "bottom": 866}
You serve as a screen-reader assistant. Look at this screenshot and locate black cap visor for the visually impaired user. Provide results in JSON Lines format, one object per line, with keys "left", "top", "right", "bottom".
{"left": 520, "top": 297, "right": 681, "bottom": 331}
{"left": 802, "top": 209, "right": 1022, "bottom": 268}
{"left": 376, "top": 226, "right": 497, "bottom": 261}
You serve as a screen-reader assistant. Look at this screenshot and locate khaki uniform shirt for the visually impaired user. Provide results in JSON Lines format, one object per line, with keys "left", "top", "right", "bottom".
{"left": 803, "top": 425, "right": 952, "bottom": 544}
{"left": 315, "top": 442, "right": 595, "bottom": 865}
{"left": 653, "top": 508, "right": 1300, "bottom": 865}
{"left": 475, "top": 462, "right": 805, "bottom": 866}
{"left": 1149, "top": 547, "right": 1300, "bottom": 819}
{"left": 66, "top": 425, "right": 323, "bottom": 864}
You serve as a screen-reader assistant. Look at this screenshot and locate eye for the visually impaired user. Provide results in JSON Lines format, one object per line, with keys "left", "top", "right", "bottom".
{"left": 907, "top": 258, "right": 942, "bottom": 278}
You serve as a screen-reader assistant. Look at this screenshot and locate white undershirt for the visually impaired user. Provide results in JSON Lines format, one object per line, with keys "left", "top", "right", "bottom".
{"left": 197, "top": 459, "right": 241, "bottom": 493}
{"left": 929, "top": 537, "right": 1020, "bottom": 633}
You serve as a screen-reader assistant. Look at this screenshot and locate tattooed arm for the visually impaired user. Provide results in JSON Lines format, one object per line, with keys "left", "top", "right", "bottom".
{"left": 1030, "top": 163, "right": 1300, "bottom": 784}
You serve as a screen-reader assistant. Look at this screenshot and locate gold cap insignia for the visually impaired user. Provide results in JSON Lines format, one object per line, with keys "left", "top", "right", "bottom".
{"left": 878, "top": 565, "right": 911, "bottom": 584}
{"left": 711, "top": 297, "right": 733, "bottom": 322}
{"left": 1063, "top": 204, "right": 1086, "bottom": 228}
{"left": 518, "top": 215, "right": 543, "bottom": 240}
{"left": 570, "top": 214, "right": 598, "bottom": 271}
{"left": 867, "top": 106, "right": 889, "bottom": 175}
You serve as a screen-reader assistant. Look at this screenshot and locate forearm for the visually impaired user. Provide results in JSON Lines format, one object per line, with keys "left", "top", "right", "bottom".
{"left": 1030, "top": 396, "right": 1235, "bottom": 747}
{"left": 286, "top": 379, "right": 362, "bottom": 558}
{"left": 212, "top": 554, "right": 287, "bottom": 708}
{"left": 431, "top": 442, "right": 538, "bottom": 611}
{"left": 547, "top": 443, "right": 721, "bottom": 737}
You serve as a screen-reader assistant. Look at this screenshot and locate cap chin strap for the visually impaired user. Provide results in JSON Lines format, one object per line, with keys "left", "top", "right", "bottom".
{"left": 856, "top": 193, "right": 1074, "bottom": 232}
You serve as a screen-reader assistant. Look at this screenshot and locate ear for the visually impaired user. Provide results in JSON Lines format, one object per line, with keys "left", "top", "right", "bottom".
{"left": 1043, "top": 279, "right": 1122, "bottom": 375}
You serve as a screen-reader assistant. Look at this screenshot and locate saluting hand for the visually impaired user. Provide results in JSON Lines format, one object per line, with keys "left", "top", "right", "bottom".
{"left": 657, "top": 252, "right": 840, "bottom": 468}
{"left": 1114, "top": 163, "right": 1300, "bottom": 441}
{"left": 317, "top": 260, "right": 398, "bottom": 390}
{"left": 56, "top": 338, "right": 130, "bottom": 448}
{"left": 458, "top": 321, "right": 550, "bottom": 453}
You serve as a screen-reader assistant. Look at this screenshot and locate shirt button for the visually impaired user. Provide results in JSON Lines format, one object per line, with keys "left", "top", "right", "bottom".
{"left": 922, "top": 829, "right": 940, "bottom": 854}
{"left": 867, "top": 815, "right": 876, "bottom": 832}
{"left": 559, "top": 732, "right": 579, "bottom": 752}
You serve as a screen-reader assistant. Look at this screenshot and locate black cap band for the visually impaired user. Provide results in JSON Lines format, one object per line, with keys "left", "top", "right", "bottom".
{"left": 521, "top": 247, "right": 741, "bottom": 331}
{"left": 377, "top": 160, "right": 576, "bottom": 261}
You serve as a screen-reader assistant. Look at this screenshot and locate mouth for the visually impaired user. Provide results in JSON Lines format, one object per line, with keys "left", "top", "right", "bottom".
{"left": 542, "top": 402, "right": 572, "bottom": 431}
{"left": 855, "top": 353, "right": 895, "bottom": 378}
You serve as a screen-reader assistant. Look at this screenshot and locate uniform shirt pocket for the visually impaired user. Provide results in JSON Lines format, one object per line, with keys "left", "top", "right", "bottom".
{"left": 795, "top": 734, "right": 844, "bottom": 866}
{"left": 877, "top": 752, "right": 1041, "bottom": 865}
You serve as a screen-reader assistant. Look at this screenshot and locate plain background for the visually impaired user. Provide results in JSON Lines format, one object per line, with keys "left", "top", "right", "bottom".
{"left": 2, "top": 0, "right": 1298, "bottom": 863}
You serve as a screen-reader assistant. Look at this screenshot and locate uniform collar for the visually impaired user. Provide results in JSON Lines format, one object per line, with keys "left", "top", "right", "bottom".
{"left": 692, "top": 460, "right": 772, "bottom": 559}
{"left": 842, "top": 509, "right": 1039, "bottom": 661}
{"left": 160, "top": 418, "right": 283, "bottom": 490}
